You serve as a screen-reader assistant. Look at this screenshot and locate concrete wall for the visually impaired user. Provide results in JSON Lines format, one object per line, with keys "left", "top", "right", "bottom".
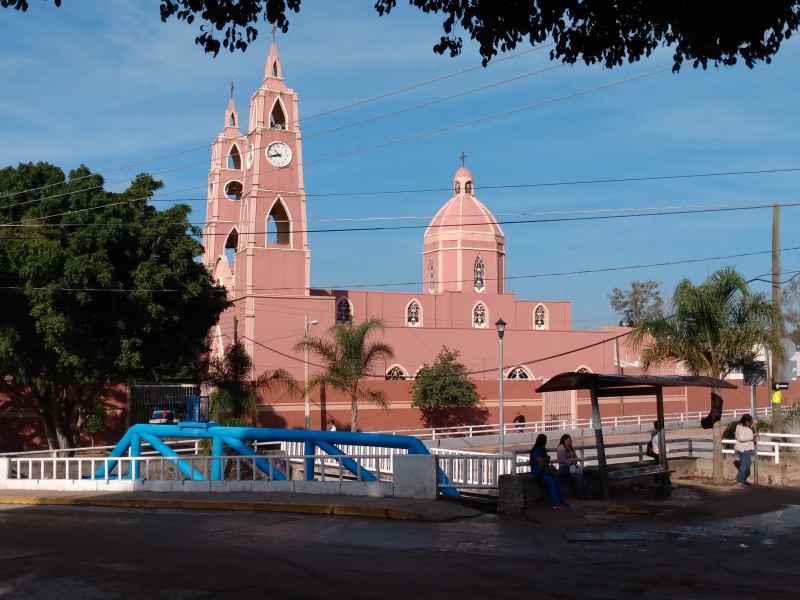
{"left": 0, "top": 457, "right": 438, "bottom": 500}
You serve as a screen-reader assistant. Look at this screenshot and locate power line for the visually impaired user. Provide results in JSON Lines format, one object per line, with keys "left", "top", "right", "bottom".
{"left": 6, "top": 196, "right": 800, "bottom": 232}
{"left": 0, "top": 46, "right": 545, "bottom": 205}
{"left": 1, "top": 62, "right": 677, "bottom": 217}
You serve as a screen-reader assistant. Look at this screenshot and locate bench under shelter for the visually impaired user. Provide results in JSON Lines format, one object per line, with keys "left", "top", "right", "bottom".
{"left": 535, "top": 372, "right": 736, "bottom": 499}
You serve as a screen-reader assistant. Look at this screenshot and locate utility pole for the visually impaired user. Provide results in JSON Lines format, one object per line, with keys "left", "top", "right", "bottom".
{"left": 772, "top": 203, "right": 783, "bottom": 433}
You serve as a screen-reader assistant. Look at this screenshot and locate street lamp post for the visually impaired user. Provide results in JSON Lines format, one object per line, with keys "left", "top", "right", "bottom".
{"left": 304, "top": 315, "right": 319, "bottom": 430}
{"left": 495, "top": 318, "right": 506, "bottom": 457}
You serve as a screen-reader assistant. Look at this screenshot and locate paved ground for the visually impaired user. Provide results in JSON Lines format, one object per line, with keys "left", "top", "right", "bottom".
{"left": 1, "top": 481, "right": 799, "bottom": 599}
{"left": 2, "top": 477, "right": 799, "bottom": 527}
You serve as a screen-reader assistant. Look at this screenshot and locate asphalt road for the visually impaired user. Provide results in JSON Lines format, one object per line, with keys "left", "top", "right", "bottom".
{"left": 1, "top": 494, "right": 800, "bottom": 600}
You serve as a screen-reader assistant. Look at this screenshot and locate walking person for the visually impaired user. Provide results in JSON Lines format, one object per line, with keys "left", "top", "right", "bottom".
{"left": 734, "top": 414, "right": 758, "bottom": 485}
{"left": 530, "top": 434, "right": 568, "bottom": 509}
{"left": 649, "top": 421, "right": 673, "bottom": 486}
{"left": 556, "top": 434, "right": 591, "bottom": 499}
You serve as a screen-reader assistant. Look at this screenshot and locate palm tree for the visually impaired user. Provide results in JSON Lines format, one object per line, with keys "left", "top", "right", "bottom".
{"left": 296, "top": 317, "right": 394, "bottom": 431}
{"left": 629, "top": 267, "right": 783, "bottom": 484}
{"left": 206, "top": 328, "right": 297, "bottom": 427}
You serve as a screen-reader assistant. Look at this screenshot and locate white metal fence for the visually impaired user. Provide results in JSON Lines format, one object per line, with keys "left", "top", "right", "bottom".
{"left": 3, "top": 419, "right": 798, "bottom": 494}
{"left": 381, "top": 407, "right": 774, "bottom": 441}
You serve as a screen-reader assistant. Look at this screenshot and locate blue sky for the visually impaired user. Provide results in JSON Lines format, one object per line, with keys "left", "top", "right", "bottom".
{"left": 2, "top": 1, "right": 799, "bottom": 330}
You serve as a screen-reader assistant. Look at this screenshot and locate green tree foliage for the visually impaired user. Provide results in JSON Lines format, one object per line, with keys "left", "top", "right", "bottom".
{"left": 781, "top": 275, "right": 800, "bottom": 345}
{"left": 0, "top": 162, "right": 229, "bottom": 449}
{"left": 295, "top": 317, "right": 394, "bottom": 432}
{"left": 411, "top": 347, "right": 486, "bottom": 429}
{"left": 206, "top": 325, "right": 297, "bottom": 427}
{"left": 629, "top": 266, "right": 783, "bottom": 483}
{"left": 608, "top": 279, "right": 664, "bottom": 325}
{"left": 6, "top": 0, "right": 796, "bottom": 71}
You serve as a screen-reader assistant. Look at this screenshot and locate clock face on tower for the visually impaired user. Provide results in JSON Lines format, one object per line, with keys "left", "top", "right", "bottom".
{"left": 266, "top": 141, "right": 292, "bottom": 168}
{"left": 246, "top": 144, "right": 254, "bottom": 169}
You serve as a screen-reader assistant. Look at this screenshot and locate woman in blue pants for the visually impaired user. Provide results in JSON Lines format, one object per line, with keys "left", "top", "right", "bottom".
{"left": 530, "top": 434, "right": 568, "bottom": 508}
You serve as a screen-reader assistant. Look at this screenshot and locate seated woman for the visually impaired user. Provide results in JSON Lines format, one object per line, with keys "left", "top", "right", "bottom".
{"left": 556, "top": 434, "right": 592, "bottom": 500}
{"left": 530, "top": 434, "right": 568, "bottom": 509}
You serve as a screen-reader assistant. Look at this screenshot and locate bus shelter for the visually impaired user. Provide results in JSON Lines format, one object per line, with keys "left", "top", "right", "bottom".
{"left": 536, "top": 372, "right": 736, "bottom": 499}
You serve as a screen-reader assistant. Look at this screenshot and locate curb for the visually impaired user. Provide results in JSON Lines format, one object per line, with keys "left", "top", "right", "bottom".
{"left": 0, "top": 495, "right": 426, "bottom": 520}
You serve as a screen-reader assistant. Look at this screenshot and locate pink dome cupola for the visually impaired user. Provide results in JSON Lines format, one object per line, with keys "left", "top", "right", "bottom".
{"left": 422, "top": 165, "right": 505, "bottom": 295}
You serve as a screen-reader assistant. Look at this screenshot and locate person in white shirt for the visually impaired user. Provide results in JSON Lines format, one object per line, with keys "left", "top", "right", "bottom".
{"left": 649, "top": 421, "right": 673, "bottom": 486}
{"left": 734, "top": 414, "right": 757, "bottom": 485}
{"left": 328, "top": 419, "right": 337, "bottom": 432}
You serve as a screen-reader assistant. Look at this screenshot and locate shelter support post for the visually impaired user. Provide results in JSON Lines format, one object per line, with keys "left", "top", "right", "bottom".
{"left": 655, "top": 388, "right": 670, "bottom": 498}
{"left": 590, "top": 381, "right": 611, "bottom": 500}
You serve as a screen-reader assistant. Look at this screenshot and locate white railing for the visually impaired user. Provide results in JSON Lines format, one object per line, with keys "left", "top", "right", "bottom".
{"left": 280, "top": 441, "right": 403, "bottom": 476}
{"left": 433, "top": 450, "right": 511, "bottom": 490}
{"left": 721, "top": 432, "right": 800, "bottom": 464}
{"left": 381, "top": 407, "right": 773, "bottom": 441}
{"left": 3, "top": 453, "right": 394, "bottom": 483}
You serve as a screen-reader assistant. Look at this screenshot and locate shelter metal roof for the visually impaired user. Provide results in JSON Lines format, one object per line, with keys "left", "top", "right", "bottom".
{"left": 536, "top": 372, "right": 737, "bottom": 394}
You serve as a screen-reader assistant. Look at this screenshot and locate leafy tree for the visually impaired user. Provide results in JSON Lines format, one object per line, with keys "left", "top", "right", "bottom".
{"left": 609, "top": 279, "right": 664, "bottom": 325}
{"left": 295, "top": 317, "right": 394, "bottom": 432}
{"left": 629, "top": 266, "right": 783, "bottom": 484}
{"left": 206, "top": 325, "right": 297, "bottom": 427}
{"left": 4, "top": 1, "right": 798, "bottom": 70}
{"left": 781, "top": 275, "right": 800, "bottom": 346}
{"left": 411, "top": 346, "right": 486, "bottom": 428}
{"left": 0, "top": 162, "right": 229, "bottom": 449}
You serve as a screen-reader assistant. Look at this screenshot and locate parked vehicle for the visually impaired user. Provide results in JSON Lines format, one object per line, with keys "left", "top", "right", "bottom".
{"left": 149, "top": 409, "right": 177, "bottom": 424}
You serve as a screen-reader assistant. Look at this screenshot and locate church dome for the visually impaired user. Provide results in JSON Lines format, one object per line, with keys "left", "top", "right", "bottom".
{"left": 424, "top": 168, "right": 503, "bottom": 238}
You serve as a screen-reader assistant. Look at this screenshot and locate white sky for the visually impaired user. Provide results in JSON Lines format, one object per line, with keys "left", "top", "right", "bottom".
{"left": 2, "top": 1, "right": 799, "bottom": 329}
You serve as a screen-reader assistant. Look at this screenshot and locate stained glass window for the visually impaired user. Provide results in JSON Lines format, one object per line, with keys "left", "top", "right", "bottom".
{"left": 407, "top": 301, "right": 421, "bottom": 327}
{"left": 336, "top": 297, "right": 352, "bottom": 325}
{"left": 535, "top": 305, "right": 547, "bottom": 330}
{"left": 507, "top": 367, "right": 530, "bottom": 380}
{"left": 473, "top": 303, "right": 487, "bottom": 328}
{"left": 386, "top": 367, "right": 406, "bottom": 380}
{"left": 474, "top": 255, "right": 485, "bottom": 293}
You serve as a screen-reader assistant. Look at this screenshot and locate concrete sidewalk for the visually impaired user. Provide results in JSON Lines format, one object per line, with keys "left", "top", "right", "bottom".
{"left": 0, "top": 488, "right": 485, "bottom": 522}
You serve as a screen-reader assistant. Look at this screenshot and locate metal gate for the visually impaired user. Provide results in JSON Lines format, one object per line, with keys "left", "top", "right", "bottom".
{"left": 129, "top": 383, "right": 200, "bottom": 426}
{"left": 542, "top": 390, "right": 573, "bottom": 430}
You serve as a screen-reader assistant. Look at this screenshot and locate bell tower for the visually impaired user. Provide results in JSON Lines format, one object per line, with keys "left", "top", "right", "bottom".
{"left": 203, "top": 40, "right": 311, "bottom": 299}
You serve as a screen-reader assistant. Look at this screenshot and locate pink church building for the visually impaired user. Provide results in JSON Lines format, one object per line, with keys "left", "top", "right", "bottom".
{"left": 201, "top": 42, "right": 756, "bottom": 432}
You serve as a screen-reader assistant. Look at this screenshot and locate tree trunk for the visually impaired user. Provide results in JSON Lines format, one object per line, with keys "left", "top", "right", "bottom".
{"left": 350, "top": 394, "right": 358, "bottom": 432}
{"left": 710, "top": 389, "right": 725, "bottom": 484}
{"left": 712, "top": 419, "right": 723, "bottom": 484}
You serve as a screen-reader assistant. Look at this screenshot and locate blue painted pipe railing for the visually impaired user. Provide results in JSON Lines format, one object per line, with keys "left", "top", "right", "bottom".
{"left": 93, "top": 422, "right": 458, "bottom": 497}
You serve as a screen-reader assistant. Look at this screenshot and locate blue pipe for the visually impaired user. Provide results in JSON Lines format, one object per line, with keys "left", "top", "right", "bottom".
{"left": 140, "top": 434, "right": 206, "bottom": 481}
{"left": 220, "top": 436, "right": 287, "bottom": 480}
{"left": 315, "top": 441, "right": 378, "bottom": 481}
{"left": 95, "top": 423, "right": 458, "bottom": 496}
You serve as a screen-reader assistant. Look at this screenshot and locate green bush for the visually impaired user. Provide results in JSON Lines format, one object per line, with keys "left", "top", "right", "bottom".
{"left": 722, "top": 416, "right": 770, "bottom": 439}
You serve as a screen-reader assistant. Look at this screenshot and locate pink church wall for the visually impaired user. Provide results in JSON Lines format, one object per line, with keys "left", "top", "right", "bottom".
{"left": 253, "top": 375, "right": 781, "bottom": 433}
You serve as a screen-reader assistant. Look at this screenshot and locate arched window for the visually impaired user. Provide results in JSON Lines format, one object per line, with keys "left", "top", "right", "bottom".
{"left": 506, "top": 367, "right": 531, "bottom": 380}
{"left": 267, "top": 199, "right": 290, "bottom": 245}
{"left": 465, "top": 181, "right": 473, "bottom": 194}
{"left": 227, "top": 144, "right": 242, "bottom": 169}
{"left": 385, "top": 366, "right": 407, "bottom": 380}
{"left": 428, "top": 258, "right": 435, "bottom": 294}
{"left": 224, "top": 228, "right": 238, "bottom": 268}
{"left": 407, "top": 300, "right": 421, "bottom": 327}
{"left": 534, "top": 305, "right": 547, "bottom": 330}
{"left": 454, "top": 181, "right": 461, "bottom": 194}
{"left": 270, "top": 99, "right": 287, "bottom": 129}
{"left": 473, "top": 302, "right": 487, "bottom": 329}
{"left": 224, "top": 180, "right": 242, "bottom": 201}
{"left": 229, "top": 113, "right": 236, "bottom": 127}
{"left": 474, "top": 255, "right": 485, "bottom": 293}
{"left": 336, "top": 297, "right": 352, "bottom": 325}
